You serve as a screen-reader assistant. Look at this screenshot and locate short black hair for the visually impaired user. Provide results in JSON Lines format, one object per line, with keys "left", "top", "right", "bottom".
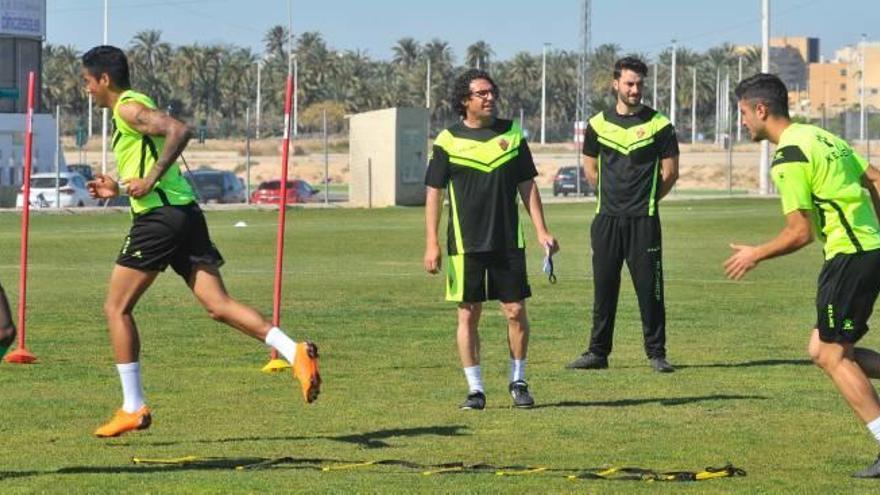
{"left": 81, "top": 45, "right": 131, "bottom": 90}
{"left": 734, "top": 73, "right": 789, "bottom": 119}
{"left": 613, "top": 56, "right": 648, "bottom": 79}
{"left": 452, "top": 68, "right": 498, "bottom": 118}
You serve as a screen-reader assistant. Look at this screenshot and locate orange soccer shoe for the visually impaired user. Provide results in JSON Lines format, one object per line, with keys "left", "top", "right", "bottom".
{"left": 94, "top": 406, "right": 152, "bottom": 437}
{"left": 293, "top": 342, "right": 321, "bottom": 403}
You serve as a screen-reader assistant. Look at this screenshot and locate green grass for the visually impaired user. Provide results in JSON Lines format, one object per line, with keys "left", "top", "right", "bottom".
{"left": 1, "top": 199, "right": 880, "bottom": 493}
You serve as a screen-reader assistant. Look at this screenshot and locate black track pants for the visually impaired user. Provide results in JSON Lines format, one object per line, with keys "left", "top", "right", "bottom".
{"left": 588, "top": 214, "right": 666, "bottom": 359}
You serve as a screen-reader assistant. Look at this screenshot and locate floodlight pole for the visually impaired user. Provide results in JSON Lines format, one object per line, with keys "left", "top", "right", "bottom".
{"left": 691, "top": 67, "right": 697, "bottom": 143}
{"left": 759, "top": 0, "right": 771, "bottom": 195}
{"left": 255, "top": 60, "right": 262, "bottom": 140}
{"left": 541, "top": 42, "right": 549, "bottom": 145}
{"left": 737, "top": 55, "right": 743, "bottom": 142}
{"left": 101, "top": 0, "right": 109, "bottom": 175}
{"left": 670, "top": 40, "right": 677, "bottom": 127}
{"left": 861, "top": 33, "right": 867, "bottom": 142}
{"left": 55, "top": 105, "right": 61, "bottom": 209}
{"left": 653, "top": 63, "right": 658, "bottom": 108}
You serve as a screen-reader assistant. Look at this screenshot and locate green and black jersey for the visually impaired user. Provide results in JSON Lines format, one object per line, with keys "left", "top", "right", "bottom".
{"left": 425, "top": 118, "right": 537, "bottom": 255}
{"left": 112, "top": 90, "right": 196, "bottom": 215}
{"left": 771, "top": 123, "right": 880, "bottom": 259}
{"left": 583, "top": 106, "right": 679, "bottom": 216}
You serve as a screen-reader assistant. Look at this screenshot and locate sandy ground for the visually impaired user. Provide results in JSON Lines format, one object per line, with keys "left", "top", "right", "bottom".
{"left": 64, "top": 138, "right": 876, "bottom": 192}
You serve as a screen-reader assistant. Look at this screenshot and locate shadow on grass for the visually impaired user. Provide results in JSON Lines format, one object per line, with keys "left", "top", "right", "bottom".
{"left": 110, "top": 424, "right": 470, "bottom": 449}
{"left": 676, "top": 359, "right": 812, "bottom": 369}
{"left": 533, "top": 394, "right": 766, "bottom": 409}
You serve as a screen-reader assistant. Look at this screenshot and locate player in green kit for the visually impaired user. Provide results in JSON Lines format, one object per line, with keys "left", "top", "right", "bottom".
{"left": 81, "top": 46, "right": 320, "bottom": 438}
{"left": 726, "top": 73, "right": 880, "bottom": 478}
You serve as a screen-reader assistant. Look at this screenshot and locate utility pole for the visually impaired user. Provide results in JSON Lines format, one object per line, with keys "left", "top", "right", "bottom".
{"left": 101, "top": 0, "right": 109, "bottom": 175}
{"left": 759, "top": 0, "right": 771, "bottom": 195}
{"left": 737, "top": 55, "right": 743, "bottom": 142}
{"left": 255, "top": 60, "right": 262, "bottom": 140}
{"left": 653, "top": 62, "right": 658, "bottom": 108}
{"left": 691, "top": 66, "right": 697, "bottom": 143}
{"left": 293, "top": 56, "right": 299, "bottom": 137}
{"left": 670, "top": 40, "right": 677, "bottom": 127}
{"left": 541, "top": 42, "right": 550, "bottom": 144}
{"left": 426, "top": 58, "right": 431, "bottom": 108}
{"left": 861, "top": 33, "right": 867, "bottom": 142}
{"left": 575, "top": 0, "right": 591, "bottom": 197}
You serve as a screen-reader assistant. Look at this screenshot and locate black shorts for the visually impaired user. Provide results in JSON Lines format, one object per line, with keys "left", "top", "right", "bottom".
{"left": 445, "top": 249, "right": 531, "bottom": 303}
{"left": 815, "top": 249, "right": 880, "bottom": 344}
{"left": 116, "top": 204, "right": 224, "bottom": 280}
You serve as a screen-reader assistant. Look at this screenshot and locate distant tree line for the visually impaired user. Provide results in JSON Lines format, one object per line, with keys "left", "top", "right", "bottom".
{"left": 42, "top": 27, "right": 763, "bottom": 142}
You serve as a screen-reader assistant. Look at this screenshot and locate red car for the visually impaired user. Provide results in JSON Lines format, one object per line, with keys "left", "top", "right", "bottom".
{"left": 250, "top": 179, "right": 319, "bottom": 204}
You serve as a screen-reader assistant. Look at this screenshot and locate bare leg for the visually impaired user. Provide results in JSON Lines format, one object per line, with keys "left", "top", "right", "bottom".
{"left": 809, "top": 329, "right": 880, "bottom": 423}
{"left": 457, "top": 302, "right": 482, "bottom": 367}
{"left": 187, "top": 265, "right": 272, "bottom": 340}
{"left": 855, "top": 347, "right": 880, "bottom": 379}
{"left": 501, "top": 300, "right": 529, "bottom": 360}
{"left": 103, "top": 265, "right": 159, "bottom": 363}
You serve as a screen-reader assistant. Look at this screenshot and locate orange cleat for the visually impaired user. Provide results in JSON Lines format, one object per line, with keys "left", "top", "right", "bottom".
{"left": 94, "top": 406, "right": 152, "bottom": 437}
{"left": 292, "top": 342, "right": 321, "bottom": 403}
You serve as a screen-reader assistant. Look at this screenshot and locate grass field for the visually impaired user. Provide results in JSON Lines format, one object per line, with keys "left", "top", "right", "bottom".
{"left": 2, "top": 199, "right": 880, "bottom": 493}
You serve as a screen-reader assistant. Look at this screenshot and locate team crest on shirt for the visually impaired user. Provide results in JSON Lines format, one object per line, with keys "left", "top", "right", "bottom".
{"left": 498, "top": 138, "right": 509, "bottom": 151}
{"left": 636, "top": 127, "right": 646, "bottom": 139}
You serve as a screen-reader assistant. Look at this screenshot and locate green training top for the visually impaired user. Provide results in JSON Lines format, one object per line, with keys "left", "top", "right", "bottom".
{"left": 112, "top": 90, "right": 196, "bottom": 214}
{"left": 771, "top": 122, "right": 880, "bottom": 259}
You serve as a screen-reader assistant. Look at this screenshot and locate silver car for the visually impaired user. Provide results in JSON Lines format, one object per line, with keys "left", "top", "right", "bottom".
{"left": 15, "top": 172, "right": 98, "bottom": 208}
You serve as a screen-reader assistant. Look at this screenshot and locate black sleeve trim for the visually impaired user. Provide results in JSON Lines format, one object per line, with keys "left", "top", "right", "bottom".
{"left": 772, "top": 145, "right": 808, "bottom": 167}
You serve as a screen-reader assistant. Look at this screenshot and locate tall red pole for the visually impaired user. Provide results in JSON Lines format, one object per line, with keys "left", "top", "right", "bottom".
{"left": 7, "top": 71, "right": 37, "bottom": 364}
{"left": 264, "top": 74, "right": 294, "bottom": 369}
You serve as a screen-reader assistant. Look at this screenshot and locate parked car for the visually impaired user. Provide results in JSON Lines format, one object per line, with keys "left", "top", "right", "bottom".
{"left": 552, "top": 166, "right": 593, "bottom": 196}
{"left": 66, "top": 163, "right": 95, "bottom": 182}
{"left": 184, "top": 169, "right": 246, "bottom": 203}
{"left": 16, "top": 172, "right": 98, "bottom": 208}
{"left": 250, "top": 179, "right": 319, "bottom": 204}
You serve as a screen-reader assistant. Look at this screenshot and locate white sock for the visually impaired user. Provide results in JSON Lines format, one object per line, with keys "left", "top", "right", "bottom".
{"left": 868, "top": 416, "right": 880, "bottom": 444}
{"left": 510, "top": 359, "right": 526, "bottom": 383}
{"left": 463, "top": 365, "right": 484, "bottom": 393}
{"left": 116, "top": 362, "right": 145, "bottom": 413}
{"left": 265, "top": 327, "right": 297, "bottom": 364}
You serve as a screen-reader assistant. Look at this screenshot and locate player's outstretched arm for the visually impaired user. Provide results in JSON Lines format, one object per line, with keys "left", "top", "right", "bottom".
{"left": 724, "top": 209, "right": 813, "bottom": 280}
{"left": 518, "top": 180, "right": 559, "bottom": 254}
{"left": 424, "top": 186, "right": 444, "bottom": 274}
{"left": 116, "top": 101, "right": 193, "bottom": 198}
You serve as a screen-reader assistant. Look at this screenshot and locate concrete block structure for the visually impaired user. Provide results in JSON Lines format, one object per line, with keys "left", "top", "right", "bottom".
{"left": 349, "top": 107, "right": 428, "bottom": 207}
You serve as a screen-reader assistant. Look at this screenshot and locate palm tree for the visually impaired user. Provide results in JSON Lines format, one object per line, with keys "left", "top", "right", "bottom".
{"left": 263, "top": 25, "right": 289, "bottom": 59}
{"left": 391, "top": 37, "right": 421, "bottom": 69}
{"left": 128, "top": 30, "right": 172, "bottom": 106}
{"left": 465, "top": 40, "right": 493, "bottom": 70}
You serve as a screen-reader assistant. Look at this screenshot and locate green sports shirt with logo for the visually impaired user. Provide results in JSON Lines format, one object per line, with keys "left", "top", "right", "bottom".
{"left": 771, "top": 123, "right": 880, "bottom": 259}
{"left": 424, "top": 118, "right": 537, "bottom": 255}
{"left": 112, "top": 90, "right": 196, "bottom": 214}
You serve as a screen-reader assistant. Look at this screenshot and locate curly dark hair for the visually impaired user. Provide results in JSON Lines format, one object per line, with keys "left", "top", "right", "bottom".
{"left": 734, "top": 73, "right": 790, "bottom": 119}
{"left": 82, "top": 45, "right": 131, "bottom": 89}
{"left": 451, "top": 68, "right": 498, "bottom": 118}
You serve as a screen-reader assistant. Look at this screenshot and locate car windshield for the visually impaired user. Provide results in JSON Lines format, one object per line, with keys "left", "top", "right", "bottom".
{"left": 31, "top": 177, "right": 69, "bottom": 188}
{"left": 258, "top": 181, "right": 298, "bottom": 190}
{"left": 191, "top": 174, "right": 222, "bottom": 187}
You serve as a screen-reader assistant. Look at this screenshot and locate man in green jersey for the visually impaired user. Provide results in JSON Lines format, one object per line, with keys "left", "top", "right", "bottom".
{"left": 424, "top": 69, "right": 558, "bottom": 410}
{"left": 727, "top": 73, "right": 880, "bottom": 478}
{"left": 81, "top": 46, "right": 320, "bottom": 438}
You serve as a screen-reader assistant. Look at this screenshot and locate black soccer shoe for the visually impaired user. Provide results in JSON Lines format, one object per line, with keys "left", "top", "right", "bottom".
{"left": 566, "top": 351, "right": 608, "bottom": 370}
{"left": 650, "top": 357, "right": 675, "bottom": 373}
{"left": 853, "top": 455, "right": 880, "bottom": 478}
{"left": 509, "top": 380, "right": 535, "bottom": 408}
{"left": 460, "top": 391, "right": 486, "bottom": 410}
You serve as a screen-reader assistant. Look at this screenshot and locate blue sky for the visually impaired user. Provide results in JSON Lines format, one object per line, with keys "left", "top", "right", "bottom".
{"left": 46, "top": 0, "right": 877, "bottom": 61}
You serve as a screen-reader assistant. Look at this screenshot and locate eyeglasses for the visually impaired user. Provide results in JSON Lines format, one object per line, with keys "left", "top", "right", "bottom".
{"left": 469, "top": 89, "right": 498, "bottom": 100}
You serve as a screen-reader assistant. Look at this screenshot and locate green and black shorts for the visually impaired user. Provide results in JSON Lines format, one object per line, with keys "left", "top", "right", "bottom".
{"left": 815, "top": 249, "right": 880, "bottom": 344}
{"left": 445, "top": 249, "right": 531, "bottom": 303}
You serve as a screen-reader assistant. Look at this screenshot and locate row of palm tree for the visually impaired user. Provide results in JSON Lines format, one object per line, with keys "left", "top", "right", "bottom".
{"left": 42, "top": 27, "right": 762, "bottom": 141}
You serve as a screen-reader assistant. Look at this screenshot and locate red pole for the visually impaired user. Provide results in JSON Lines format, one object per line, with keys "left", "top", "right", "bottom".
{"left": 7, "top": 71, "right": 37, "bottom": 364}
{"left": 268, "top": 74, "right": 294, "bottom": 363}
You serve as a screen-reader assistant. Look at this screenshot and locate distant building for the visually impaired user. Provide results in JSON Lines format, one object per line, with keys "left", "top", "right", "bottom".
{"left": 835, "top": 41, "right": 880, "bottom": 113}
{"left": 808, "top": 62, "right": 848, "bottom": 119}
{"left": 769, "top": 36, "right": 819, "bottom": 91}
